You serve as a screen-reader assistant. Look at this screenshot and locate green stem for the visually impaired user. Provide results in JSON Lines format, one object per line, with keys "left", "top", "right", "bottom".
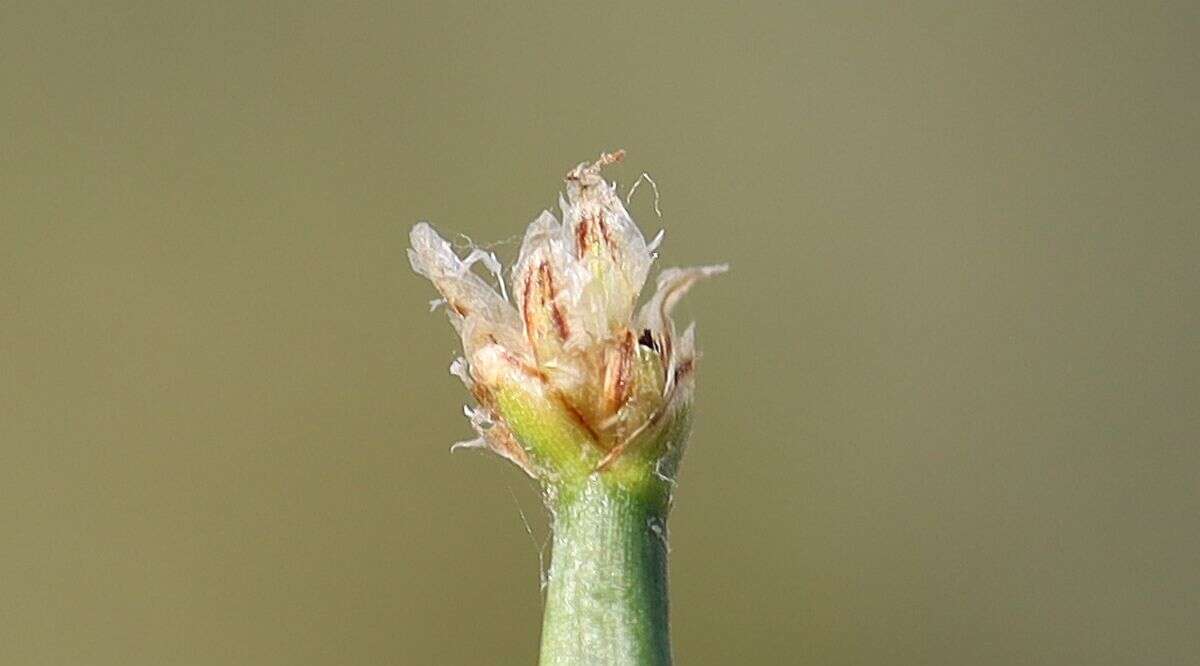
{"left": 538, "top": 474, "right": 673, "bottom": 666}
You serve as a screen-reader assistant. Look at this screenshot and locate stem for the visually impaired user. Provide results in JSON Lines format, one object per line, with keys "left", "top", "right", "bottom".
{"left": 538, "top": 474, "right": 672, "bottom": 666}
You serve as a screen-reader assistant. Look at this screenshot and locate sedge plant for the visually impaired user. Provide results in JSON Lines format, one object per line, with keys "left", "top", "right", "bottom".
{"left": 409, "top": 150, "right": 725, "bottom": 665}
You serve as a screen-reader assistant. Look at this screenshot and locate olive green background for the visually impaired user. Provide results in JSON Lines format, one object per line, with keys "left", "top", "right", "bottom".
{"left": 3, "top": 1, "right": 1197, "bottom": 664}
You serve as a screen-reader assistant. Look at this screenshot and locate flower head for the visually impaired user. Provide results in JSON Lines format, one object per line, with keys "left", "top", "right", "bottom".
{"left": 410, "top": 150, "right": 725, "bottom": 484}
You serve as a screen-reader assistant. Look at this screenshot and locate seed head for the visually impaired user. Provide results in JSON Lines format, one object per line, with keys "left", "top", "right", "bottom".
{"left": 410, "top": 151, "right": 725, "bottom": 483}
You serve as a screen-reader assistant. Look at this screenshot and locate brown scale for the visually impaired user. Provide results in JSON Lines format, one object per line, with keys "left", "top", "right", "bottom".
{"left": 575, "top": 213, "right": 618, "bottom": 261}
{"left": 520, "top": 260, "right": 570, "bottom": 365}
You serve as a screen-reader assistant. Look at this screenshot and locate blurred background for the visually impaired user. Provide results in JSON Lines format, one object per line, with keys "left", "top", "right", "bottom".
{"left": 3, "top": 1, "right": 1197, "bottom": 664}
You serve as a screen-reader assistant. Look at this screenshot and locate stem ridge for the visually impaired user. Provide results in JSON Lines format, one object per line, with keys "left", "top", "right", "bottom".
{"left": 539, "top": 475, "right": 672, "bottom": 666}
